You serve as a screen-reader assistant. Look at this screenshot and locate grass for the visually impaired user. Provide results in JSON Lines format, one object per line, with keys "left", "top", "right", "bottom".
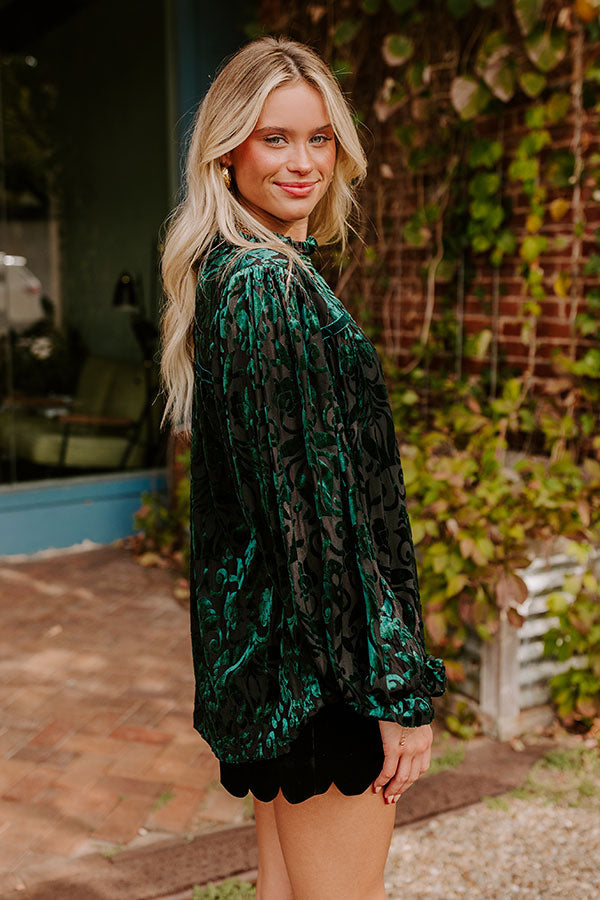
{"left": 428, "top": 745, "right": 465, "bottom": 775}
{"left": 504, "top": 745, "right": 600, "bottom": 810}
{"left": 100, "top": 843, "right": 124, "bottom": 858}
{"left": 152, "top": 788, "right": 175, "bottom": 811}
{"left": 192, "top": 877, "right": 256, "bottom": 898}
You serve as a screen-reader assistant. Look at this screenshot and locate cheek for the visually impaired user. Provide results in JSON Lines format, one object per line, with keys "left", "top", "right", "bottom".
{"left": 232, "top": 142, "right": 276, "bottom": 186}
{"left": 322, "top": 143, "right": 337, "bottom": 175}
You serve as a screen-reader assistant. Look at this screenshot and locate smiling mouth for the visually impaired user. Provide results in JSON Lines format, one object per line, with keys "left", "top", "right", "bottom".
{"left": 275, "top": 182, "right": 318, "bottom": 195}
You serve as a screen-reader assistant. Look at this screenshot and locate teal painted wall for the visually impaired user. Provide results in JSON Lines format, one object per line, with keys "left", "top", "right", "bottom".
{"left": 36, "top": 0, "right": 170, "bottom": 361}
{"left": 0, "top": 470, "right": 167, "bottom": 555}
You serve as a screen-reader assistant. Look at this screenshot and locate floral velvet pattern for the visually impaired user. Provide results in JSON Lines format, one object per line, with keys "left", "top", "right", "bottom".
{"left": 190, "top": 230, "right": 447, "bottom": 765}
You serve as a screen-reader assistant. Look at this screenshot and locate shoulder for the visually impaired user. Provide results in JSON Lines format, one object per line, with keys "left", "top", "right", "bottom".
{"left": 198, "top": 234, "right": 304, "bottom": 296}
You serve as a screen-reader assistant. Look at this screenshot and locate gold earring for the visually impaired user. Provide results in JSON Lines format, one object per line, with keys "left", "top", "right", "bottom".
{"left": 221, "top": 166, "right": 232, "bottom": 190}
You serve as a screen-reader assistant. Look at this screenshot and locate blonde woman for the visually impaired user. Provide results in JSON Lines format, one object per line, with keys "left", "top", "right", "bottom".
{"left": 160, "top": 35, "right": 446, "bottom": 900}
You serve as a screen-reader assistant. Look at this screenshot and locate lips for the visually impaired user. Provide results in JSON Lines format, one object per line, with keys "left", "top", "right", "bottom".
{"left": 275, "top": 181, "right": 317, "bottom": 196}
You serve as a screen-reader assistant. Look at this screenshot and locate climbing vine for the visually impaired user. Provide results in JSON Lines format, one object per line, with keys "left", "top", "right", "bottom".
{"left": 251, "top": 0, "right": 600, "bottom": 730}
{"left": 134, "top": 3, "right": 600, "bottom": 736}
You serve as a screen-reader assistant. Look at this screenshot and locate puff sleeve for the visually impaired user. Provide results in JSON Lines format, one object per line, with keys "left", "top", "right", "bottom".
{"left": 209, "top": 258, "right": 446, "bottom": 728}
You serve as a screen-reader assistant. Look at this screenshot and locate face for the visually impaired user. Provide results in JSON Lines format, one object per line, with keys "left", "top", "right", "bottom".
{"left": 220, "top": 80, "right": 337, "bottom": 241}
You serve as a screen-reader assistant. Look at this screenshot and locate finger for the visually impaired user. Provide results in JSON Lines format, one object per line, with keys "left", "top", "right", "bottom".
{"left": 420, "top": 743, "right": 432, "bottom": 774}
{"left": 372, "top": 751, "right": 401, "bottom": 793}
{"left": 384, "top": 751, "right": 413, "bottom": 800}
{"left": 397, "top": 754, "right": 422, "bottom": 795}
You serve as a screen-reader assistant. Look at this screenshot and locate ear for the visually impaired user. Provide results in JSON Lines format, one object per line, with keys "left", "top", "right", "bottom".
{"left": 219, "top": 153, "right": 233, "bottom": 167}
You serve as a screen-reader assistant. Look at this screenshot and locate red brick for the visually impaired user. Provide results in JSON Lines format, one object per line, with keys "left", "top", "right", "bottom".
{"left": 11, "top": 745, "right": 78, "bottom": 770}
{"left": 60, "top": 732, "right": 132, "bottom": 758}
{"left": 117, "top": 698, "right": 176, "bottom": 728}
{"left": 95, "top": 773, "right": 171, "bottom": 798}
{"left": 78, "top": 710, "right": 129, "bottom": 736}
{"left": 2, "top": 767, "right": 57, "bottom": 803}
{"left": 0, "top": 759, "right": 37, "bottom": 794}
{"left": 172, "top": 755, "right": 220, "bottom": 791}
{"left": 54, "top": 753, "right": 114, "bottom": 789}
{"left": 36, "top": 782, "right": 120, "bottom": 831}
{"left": 145, "top": 784, "right": 207, "bottom": 833}
{"left": 105, "top": 743, "right": 164, "bottom": 778}
{"left": 29, "top": 720, "right": 77, "bottom": 748}
{"left": 108, "top": 725, "right": 174, "bottom": 745}
{"left": 91, "top": 793, "right": 160, "bottom": 844}
{"left": 34, "top": 817, "right": 91, "bottom": 857}
{"left": 0, "top": 840, "right": 28, "bottom": 871}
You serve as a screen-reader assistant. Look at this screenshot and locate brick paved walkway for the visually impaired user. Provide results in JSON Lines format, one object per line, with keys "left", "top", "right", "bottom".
{"left": 0, "top": 546, "right": 247, "bottom": 890}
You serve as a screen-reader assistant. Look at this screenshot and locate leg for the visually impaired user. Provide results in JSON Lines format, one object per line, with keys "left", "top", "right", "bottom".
{"left": 253, "top": 794, "right": 295, "bottom": 900}
{"left": 273, "top": 782, "right": 396, "bottom": 900}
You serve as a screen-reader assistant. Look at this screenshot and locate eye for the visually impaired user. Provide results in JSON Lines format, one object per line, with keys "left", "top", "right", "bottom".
{"left": 264, "top": 135, "right": 286, "bottom": 145}
{"left": 310, "top": 134, "right": 333, "bottom": 144}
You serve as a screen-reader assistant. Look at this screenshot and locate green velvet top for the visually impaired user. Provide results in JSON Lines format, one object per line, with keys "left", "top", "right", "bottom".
{"left": 190, "top": 229, "right": 447, "bottom": 765}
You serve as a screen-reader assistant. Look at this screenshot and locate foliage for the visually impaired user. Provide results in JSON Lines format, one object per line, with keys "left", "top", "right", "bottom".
{"left": 247, "top": 0, "right": 600, "bottom": 730}
{"left": 379, "top": 349, "right": 600, "bottom": 701}
{"left": 543, "top": 550, "right": 600, "bottom": 728}
{"left": 192, "top": 879, "right": 255, "bottom": 899}
{"left": 131, "top": 450, "right": 191, "bottom": 577}
{"left": 509, "top": 744, "right": 600, "bottom": 807}
{"left": 135, "top": 2, "right": 600, "bottom": 733}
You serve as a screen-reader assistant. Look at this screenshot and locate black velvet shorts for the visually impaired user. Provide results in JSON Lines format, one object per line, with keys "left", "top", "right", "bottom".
{"left": 219, "top": 701, "right": 385, "bottom": 805}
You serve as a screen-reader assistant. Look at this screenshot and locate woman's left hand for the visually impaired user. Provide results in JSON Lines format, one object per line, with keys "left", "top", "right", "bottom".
{"left": 372, "top": 721, "right": 432, "bottom": 803}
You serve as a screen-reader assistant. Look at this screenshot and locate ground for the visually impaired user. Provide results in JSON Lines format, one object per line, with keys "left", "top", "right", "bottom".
{"left": 0, "top": 544, "right": 597, "bottom": 899}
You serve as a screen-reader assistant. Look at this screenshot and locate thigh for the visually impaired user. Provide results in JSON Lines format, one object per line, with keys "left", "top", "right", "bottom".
{"left": 272, "top": 781, "right": 396, "bottom": 900}
{"left": 253, "top": 795, "right": 294, "bottom": 900}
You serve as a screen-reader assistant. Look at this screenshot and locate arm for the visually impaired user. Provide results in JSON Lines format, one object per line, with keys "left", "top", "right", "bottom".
{"left": 210, "top": 259, "right": 446, "bottom": 727}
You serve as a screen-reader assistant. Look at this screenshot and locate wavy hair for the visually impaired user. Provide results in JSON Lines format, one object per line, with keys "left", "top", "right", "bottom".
{"left": 159, "top": 35, "right": 368, "bottom": 430}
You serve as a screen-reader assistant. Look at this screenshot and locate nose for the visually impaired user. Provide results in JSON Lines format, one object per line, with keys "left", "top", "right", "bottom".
{"left": 286, "top": 142, "right": 313, "bottom": 175}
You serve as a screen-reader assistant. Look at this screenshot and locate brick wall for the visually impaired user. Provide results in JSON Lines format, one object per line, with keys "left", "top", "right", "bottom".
{"left": 361, "top": 35, "right": 600, "bottom": 390}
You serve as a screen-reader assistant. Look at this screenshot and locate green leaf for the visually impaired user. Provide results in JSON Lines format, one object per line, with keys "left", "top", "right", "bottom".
{"left": 508, "top": 156, "right": 538, "bottom": 183}
{"left": 520, "top": 234, "right": 548, "bottom": 262}
{"left": 583, "top": 254, "right": 600, "bottom": 277}
{"left": 446, "top": 573, "right": 469, "bottom": 597}
{"left": 450, "top": 75, "right": 492, "bottom": 120}
{"left": 524, "top": 23, "right": 568, "bottom": 73}
{"left": 468, "top": 138, "right": 503, "bottom": 169}
{"left": 387, "top": 0, "right": 417, "bottom": 11}
{"left": 524, "top": 106, "right": 547, "bottom": 129}
{"left": 362, "top": 0, "right": 382, "bottom": 12}
{"left": 334, "top": 19, "right": 362, "bottom": 46}
{"left": 496, "top": 229, "right": 517, "bottom": 254}
{"left": 518, "top": 69, "right": 547, "bottom": 98}
{"left": 545, "top": 92, "right": 570, "bottom": 123}
{"left": 382, "top": 33, "right": 415, "bottom": 66}
{"left": 447, "top": 0, "right": 473, "bottom": 17}
{"left": 475, "top": 30, "right": 517, "bottom": 103}
{"left": 514, "top": 0, "right": 545, "bottom": 36}
{"left": 545, "top": 150, "right": 575, "bottom": 188}
{"left": 407, "top": 60, "right": 427, "bottom": 90}
{"left": 469, "top": 171, "right": 501, "bottom": 199}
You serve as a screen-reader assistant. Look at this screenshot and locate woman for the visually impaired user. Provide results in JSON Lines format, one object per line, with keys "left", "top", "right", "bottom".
{"left": 160, "top": 35, "right": 446, "bottom": 900}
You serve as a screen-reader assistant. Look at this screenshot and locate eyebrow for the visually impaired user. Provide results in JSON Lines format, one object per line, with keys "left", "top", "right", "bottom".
{"left": 254, "top": 123, "right": 334, "bottom": 135}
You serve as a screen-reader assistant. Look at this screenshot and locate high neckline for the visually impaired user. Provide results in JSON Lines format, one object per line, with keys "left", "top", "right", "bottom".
{"left": 237, "top": 229, "right": 318, "bottom": 257}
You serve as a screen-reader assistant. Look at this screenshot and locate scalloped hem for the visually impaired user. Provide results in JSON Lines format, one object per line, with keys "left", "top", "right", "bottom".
{"left": 219, "top": 700, "right": 386, "bottom": 805}
{"left": 221, "top": 760, "right": 384, "bottom": 805}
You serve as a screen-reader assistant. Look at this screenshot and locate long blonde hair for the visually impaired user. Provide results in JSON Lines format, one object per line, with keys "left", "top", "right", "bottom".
{"left": 159, "top": 35, "right": 367, "bottom": 430}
